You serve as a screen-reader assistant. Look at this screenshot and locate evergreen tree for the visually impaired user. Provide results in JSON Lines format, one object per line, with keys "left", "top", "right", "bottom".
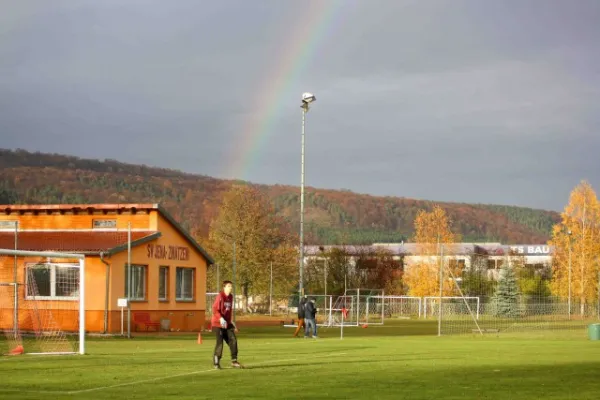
{"left": 493, "top": 264, "right": 521, "bottom": 318}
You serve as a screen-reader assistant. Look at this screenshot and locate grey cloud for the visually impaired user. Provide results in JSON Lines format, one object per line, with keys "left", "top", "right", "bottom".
{"left": 1, "top": 0, "right": 599, "bottom": 211}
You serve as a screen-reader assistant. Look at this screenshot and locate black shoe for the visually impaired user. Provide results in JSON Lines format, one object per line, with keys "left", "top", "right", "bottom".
{"left": 214, "top": 364, "right": 222, "bottom": 370}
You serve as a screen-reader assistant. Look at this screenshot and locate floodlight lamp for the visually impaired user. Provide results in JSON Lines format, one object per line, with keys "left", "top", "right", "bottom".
{"left": 301, "top": 92, "right": 316, "bottom": 104}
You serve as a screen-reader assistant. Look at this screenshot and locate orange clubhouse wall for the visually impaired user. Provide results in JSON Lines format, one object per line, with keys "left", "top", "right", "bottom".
{"left": 0, "top": 207, "right": 208, "bottom": 333}
{"left": 105, "top": 215, "right": 208, "bottom": 333}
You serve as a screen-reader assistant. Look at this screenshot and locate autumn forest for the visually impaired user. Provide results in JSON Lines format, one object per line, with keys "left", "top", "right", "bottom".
{"left": 0, "top": 149, "right": 559, "bottom": 245}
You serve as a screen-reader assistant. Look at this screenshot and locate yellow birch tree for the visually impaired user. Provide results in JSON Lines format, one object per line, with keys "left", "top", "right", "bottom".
{"left": 404, "top": 205, "right": 460, "bottom": 297}
{"left": 549, "top": 181, "right": 600, "bottom": 316}
{"left": 207, "top": 185, "right": 298, "bottom": 305}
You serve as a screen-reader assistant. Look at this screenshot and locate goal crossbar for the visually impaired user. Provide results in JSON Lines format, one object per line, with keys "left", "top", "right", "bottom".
{"left": 0, "top": 249, "right": 84, "bottom": 259}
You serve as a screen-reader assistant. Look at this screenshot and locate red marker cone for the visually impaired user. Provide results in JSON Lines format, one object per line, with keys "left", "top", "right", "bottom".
{"left": 197, "top": 332, "right": 202, "bottom": 344}
{"left": 8, "top": 344, "right": 24, "bottom": 355}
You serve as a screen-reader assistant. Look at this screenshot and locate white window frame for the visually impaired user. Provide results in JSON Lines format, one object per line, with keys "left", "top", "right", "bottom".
{"left": 158, "top": 266, "right": 169, "bottom": 301}
{"left": 176, "top": 267, "right": 194, "bottom": 301}
{"left": 25, "top": 263, "right": 80, "bottom": 301}
{"left": 125, "top": 264, "right": 147, "bottom": 301}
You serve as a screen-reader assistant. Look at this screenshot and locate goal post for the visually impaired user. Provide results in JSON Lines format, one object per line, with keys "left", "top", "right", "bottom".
{"left": 0, "top": 249, "right": 85, "bottom": 355}
{"left": 345, "top": 288, "right": 385, "bottom": 325}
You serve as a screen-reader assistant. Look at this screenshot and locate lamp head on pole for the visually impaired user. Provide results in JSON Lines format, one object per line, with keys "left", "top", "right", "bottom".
{"left": 301, "top": 92, "right": 316, "bottom": 111}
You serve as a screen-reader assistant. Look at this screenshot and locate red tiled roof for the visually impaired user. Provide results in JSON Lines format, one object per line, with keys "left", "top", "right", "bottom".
{"left": 0, "top": 203, "right": 158, "bottom": 212}
{"left": 0, "top": 231, "right": 160, "bottom": 254}
{"left": 0, "top": 203, "right": 214, "bottom": 264}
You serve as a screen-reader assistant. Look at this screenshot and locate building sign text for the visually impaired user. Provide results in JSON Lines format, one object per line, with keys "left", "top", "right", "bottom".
{"left": 93, "top": 219, "right": 117, "bottom": 229}
{"left": 147, "top": 244, "right": 190, "bottom": 261}
{"left": 509, "top": 245, "right": 551, "bottom": 255}
{"left": 0, "top": 220, "right": 18, "bottom": 229}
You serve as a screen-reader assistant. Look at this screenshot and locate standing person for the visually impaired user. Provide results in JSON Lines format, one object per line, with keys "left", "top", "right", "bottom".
{"left": 211, "top": 280, "right": 243, "bottom": 369}
{"left": 304, "top": 297, "right": 318, "bottom": 338}
{"left": 293, "top": 296, "right": 307, "bottom": 337}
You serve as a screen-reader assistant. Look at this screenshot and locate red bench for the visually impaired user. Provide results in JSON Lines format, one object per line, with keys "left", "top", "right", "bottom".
{"left": 133, "top": 312, "right": 161, "bottom": 332}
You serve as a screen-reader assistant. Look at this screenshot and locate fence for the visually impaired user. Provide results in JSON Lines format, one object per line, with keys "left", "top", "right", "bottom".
{"left": 204, "top": 288, "right": 600, "bottom": 335}
{"left": 204, "top": 292, "right": 425, "bottom": 326}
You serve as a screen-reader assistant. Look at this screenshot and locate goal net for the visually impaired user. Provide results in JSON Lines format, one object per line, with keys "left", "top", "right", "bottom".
{"left": 424, "top": 296, "right": 480, "bottom": 320}
{"left": 0, "top": 249, "right": 85, "bottom": 355}
{"left": 369, "top": 296, "right": 422, "bottom": 321}
{"left": 331, "top": 295, "right": 359, "bottom": 326}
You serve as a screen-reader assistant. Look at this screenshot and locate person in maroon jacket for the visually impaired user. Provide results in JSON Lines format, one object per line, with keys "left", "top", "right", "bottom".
{"left": 211, "top": 280, "right": 242, "bottom": 369}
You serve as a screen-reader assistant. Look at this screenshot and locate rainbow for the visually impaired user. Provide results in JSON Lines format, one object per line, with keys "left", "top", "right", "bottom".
{"left": 225, "top": 0, "right": 353, "bottom": 180}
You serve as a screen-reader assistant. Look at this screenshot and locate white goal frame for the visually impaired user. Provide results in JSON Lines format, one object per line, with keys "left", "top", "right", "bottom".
{"left": 368, "top": 295, "right": 423, "bottom": 323}
{"left": 423, "top": 296, "right": 480, "bottom": 320}
{"left": 0, "top": 249, "right": 85, "bottom": 355}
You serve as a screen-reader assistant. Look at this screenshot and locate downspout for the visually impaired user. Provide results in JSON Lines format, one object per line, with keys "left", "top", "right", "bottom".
{"left": 100, "top": 252, "right": 110, "bottom": 334}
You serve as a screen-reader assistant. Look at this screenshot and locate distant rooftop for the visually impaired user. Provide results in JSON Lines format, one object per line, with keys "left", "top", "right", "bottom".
{"left": 305, "top": 242, "right": 553, "bottom": 256}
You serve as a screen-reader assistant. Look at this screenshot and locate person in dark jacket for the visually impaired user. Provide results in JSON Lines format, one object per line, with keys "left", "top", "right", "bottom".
{"left": 304, "top": 298, "right": 318, "bottom": 338}
{"left": 293, "top": 296, "right": 307, "bottom": 337}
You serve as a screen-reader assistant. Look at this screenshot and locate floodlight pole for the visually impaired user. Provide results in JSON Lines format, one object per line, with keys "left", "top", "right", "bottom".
{"left": 568, "top": 230, "right": 572, "bottom": 320}
{"left": 13, "top": 222, "right": 18, "bottom": 340}
{"left": 216, "top": 264, "right": 220, "bottom": 293}
{"left": 299, "top": 96, "right": 315, "bottom": 298}
{"left": 597, "top": 266, "right": 600, "bottom": 320}
{"left": 438, "top": 237, "right": 444, "bottom": 337}
{"left": 324, "top": 257, "right": 328, "bottom": 299}
{"left": 269, "top": 261, "right": 273, "bottom": 316}
{"left": 127, "top": 222, "right": 132, "bottom": 339}
{"left": 233, "top": 240, "right": 236, "bottom": 323}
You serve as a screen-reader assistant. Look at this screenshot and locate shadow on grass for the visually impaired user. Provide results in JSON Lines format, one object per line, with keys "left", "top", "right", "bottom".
{"left": 229, "top": 360, "right": 600, "bottom": 400}
{"left": 244, "top": 356, "right": 461, "bottom": 370}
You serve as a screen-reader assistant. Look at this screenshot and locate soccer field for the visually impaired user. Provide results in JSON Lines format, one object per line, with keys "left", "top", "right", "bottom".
{"left": 1, "top": 321, "right": 599, "bottom": 400}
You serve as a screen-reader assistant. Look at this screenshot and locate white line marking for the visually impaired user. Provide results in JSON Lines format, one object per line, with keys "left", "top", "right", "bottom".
{"left": 67, "top": 351, "right": 347, "bottom": 395}
{"left": 0, "top": 388, "right": 72, "bottom": 395}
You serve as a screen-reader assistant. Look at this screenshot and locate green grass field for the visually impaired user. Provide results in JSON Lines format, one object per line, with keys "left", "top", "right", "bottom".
{"left": 2, "top": 321, "right": 600, "bottom": 400}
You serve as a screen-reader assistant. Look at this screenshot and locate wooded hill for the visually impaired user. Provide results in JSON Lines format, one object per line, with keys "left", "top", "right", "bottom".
{"left": 0, "top": 149, "right": 560, "bottom": 244}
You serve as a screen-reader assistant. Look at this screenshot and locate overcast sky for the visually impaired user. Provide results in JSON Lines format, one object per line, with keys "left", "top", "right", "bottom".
{"left": 1, "top": 0, "right": 599, "bottom": 211}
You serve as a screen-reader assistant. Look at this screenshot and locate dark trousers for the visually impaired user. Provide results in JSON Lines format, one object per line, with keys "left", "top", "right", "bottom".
{"left": 213, "top": 326, "right": 238, "bottom": 363}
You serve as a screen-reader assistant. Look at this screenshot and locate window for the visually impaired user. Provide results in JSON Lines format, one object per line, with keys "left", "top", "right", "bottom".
{"left": 26, "top": 263, "right": 79, "bottom": 300}
{"left": 449, "top": 259, "right": 466, "bottom": 270}
{"left": 124, "top": 265, "right": 147, "bottom": 301}
{"left": 159, "top": 266, "right": 169, "bottom": 301}
{"left": 176, "top": 267, "right": 194, "bottom": 301}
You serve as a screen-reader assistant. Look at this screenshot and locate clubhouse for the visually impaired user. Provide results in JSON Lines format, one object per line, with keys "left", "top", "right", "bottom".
{"left": 0, "top": 203, "right": 213, "bottom": 334}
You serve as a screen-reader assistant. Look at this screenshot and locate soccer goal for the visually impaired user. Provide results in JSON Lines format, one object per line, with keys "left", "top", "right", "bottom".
{"left": 423, "top": 296, "right": 480, "bottom": 320}
{"left": 345, "top": 288, "right": 385, "bottom": 325}
{"left": 367, "top": 296, "right": 422, "bottom": 323}
{"left": 0, "top": 249, "right": 85, "bottom": 355}
{"left": 331, "top": 295, "right": 359, "bottom": 327}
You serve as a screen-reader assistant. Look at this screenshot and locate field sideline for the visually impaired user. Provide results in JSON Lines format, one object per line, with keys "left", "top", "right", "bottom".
{"left": 1, "top": 321, "right": 599, "bottom": 400}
